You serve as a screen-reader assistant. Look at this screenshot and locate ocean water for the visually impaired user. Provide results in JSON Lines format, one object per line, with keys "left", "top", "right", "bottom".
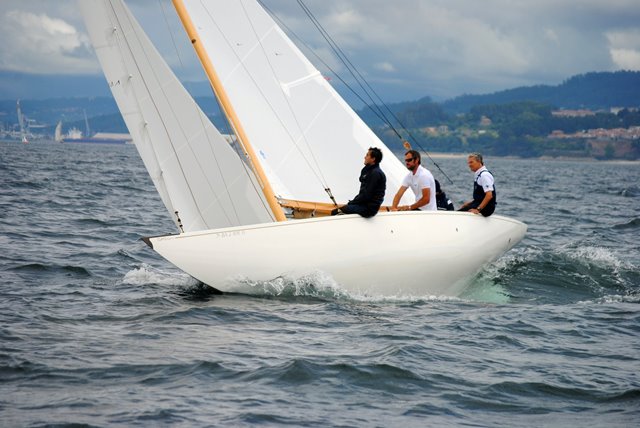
{"left": 1, "top": 141, "right": 639, "bottom": 427}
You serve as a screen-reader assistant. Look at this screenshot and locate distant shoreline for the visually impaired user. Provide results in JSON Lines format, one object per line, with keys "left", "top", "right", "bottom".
{"left": 424, "top": 151, "right": 640, "bottom": 164}
{"left": 4, "top": 140, "right": 639, "bottom": 164}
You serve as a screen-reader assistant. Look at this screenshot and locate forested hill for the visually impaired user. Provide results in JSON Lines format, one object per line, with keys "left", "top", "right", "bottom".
{"left": 357, "top": 71, "right": 640, "bottom": 125}
{"left": 441, "top": 71, "right": 640, "bottom": 113}
{"left": 354, "top": 70, "right": 640, "bottom": 160}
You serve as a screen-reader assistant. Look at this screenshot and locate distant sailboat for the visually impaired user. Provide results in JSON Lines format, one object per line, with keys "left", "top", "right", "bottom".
{"left": 16, "top": 100, "right": 28, "bottom": 144}
{"left": 83, "top": 109, "right": 91, "bottom": 139}
{"left": 80, "top": 0, "right": 526, "bottom": 296}
{"left": 54, "top": 121, "right": 63, "bottom": 143}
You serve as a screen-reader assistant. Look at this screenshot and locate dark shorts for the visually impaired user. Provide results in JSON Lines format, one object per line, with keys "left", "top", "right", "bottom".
{"left": 458, "top": 203, "right": 495, "bottom": 217}
{"left": 340, "top": 203, "right": 378, "bottom": 218}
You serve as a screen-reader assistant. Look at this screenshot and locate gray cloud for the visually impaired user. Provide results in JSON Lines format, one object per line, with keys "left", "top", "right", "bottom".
{"left": 0, "top": 7, "right": 96, "bottom": 73}
{"left": 0, "top": 0, "right": 638, "bottom": 101}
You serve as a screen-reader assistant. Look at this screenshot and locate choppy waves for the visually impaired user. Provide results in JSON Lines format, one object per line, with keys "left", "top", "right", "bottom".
{"left": 1, "top": 143, "right": 639, "bottom": 426}
{"left": 117, "top": 238, "right": 639, "bottom": 306}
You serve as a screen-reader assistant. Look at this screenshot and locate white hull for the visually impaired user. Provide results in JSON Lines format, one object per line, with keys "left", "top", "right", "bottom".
{"left": 147, "top": 211, "right": 527, "bottom": 297}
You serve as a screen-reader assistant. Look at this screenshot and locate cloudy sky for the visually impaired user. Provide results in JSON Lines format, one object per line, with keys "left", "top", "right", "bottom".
{"left": 1, "top": 0, "right": 639, "bottom": 102}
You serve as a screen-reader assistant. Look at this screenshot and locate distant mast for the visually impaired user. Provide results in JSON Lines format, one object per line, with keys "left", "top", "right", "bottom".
{"left": 16, "top": 99, "right": 28, "bottom": 144}
{"left": 83, "top": 109, "right": 91, "bottom": 137}
{"left": 54, "top": 121, "right": 63, "bottom": 143}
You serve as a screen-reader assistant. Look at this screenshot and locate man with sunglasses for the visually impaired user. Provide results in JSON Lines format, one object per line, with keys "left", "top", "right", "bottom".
{"left": 391, "top": 150, "right": 437, "bottom": 212}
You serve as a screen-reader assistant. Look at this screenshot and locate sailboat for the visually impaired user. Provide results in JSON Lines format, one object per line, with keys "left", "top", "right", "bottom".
{"left": 80, "top": 0, "right": 526, "bottom": 297}
{"left": 54, "top": 121, "right": 63, "bottom": 143}
{"left": 16, "top": 100, "right": 29, "bottom": 144}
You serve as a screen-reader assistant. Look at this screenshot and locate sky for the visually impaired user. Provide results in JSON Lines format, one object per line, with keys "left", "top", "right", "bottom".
{"left": 1, "top": 0, "right": 639, "bottom": 103}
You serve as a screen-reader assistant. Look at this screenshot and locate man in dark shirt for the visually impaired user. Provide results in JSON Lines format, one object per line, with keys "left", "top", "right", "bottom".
{"left": 333, "top": 147, "right": 386, "bottom": 218}
{"left": 458, "top": 152, "right": 496, "bottom": 216}
{"left": 435, "top": 179, "right": 454, "bottom": 210}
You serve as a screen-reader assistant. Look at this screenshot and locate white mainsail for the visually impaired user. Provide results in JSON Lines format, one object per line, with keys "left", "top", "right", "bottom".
{"left": 181, "top": 0, "right": 412, "bottom": 206}
{"left": 79, "top": 0, "right": 274, "bottom": 232}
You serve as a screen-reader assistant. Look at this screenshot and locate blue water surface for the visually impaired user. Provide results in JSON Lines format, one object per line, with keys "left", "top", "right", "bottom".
{"left": 1, "top": 142, "right": 639, "bottom": 427}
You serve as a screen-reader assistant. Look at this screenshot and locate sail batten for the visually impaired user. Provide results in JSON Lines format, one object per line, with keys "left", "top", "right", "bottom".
{"left": 281, "top": 71, "right": 323, "bottom": 94}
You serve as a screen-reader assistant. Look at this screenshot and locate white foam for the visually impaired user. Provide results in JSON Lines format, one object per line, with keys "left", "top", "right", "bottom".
{"left": 220, "top": 270, "right": 351, "bottom": 299}
{"left": 560, "top": 245, "right": 627, "bottom": 269}
{"left": 577, "top": 293, "right": 640, "bottom": 305}
{"left": 482, "top": 246, "right": 540, "bottom": 276}
{"left": 349, "top": 293, "right": 463, "bottom": 304}
{"left": 122, "top": 264, "right": 198, "bottom": 287}
{"left": 559, "top": 245, "right": 637, "bottom": 287}
{"left": 119, "top": 266, "right": 465, "bottom": 302}
{"left": 218, "top": 270, "right": 466, "bottom": 303}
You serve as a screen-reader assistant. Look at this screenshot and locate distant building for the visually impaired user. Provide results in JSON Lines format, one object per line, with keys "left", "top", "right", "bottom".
{"left": 549, "top": 126, "right": 640, "bottom": 140}
{"left": 421, "top": 127, "right": 439, "bottom": 136}
{"left": 551, "top": 109, "right": 595, "bottom": 117}
{"left": 610, "top": 107, "right": 639, "bottom": 114}
{"left": 479, "top": 115, "right": 492, "bottom": 127}
{"left": 62, "top": 129, "right": 132, "bottom": 144}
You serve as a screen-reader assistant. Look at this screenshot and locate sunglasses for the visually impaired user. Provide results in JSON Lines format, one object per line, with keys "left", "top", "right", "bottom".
{"left": 404, "top": 157, "right": 415, "bottom": 163}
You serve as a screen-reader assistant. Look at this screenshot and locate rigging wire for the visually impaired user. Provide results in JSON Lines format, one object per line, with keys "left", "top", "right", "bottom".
{"left": 258, "top": 1, "right": 397, "bottom": 138}
{"left": 237, "top": 0, "right": 334, "bottom": 198}
{"left": 295, "top": 1, "right": 393, "bottom": 130}
{"left": 265, "top": 0, "right": 454, "bottom": 184}
{"left": 297, "top": 0, "right": 453, "bottom": 184}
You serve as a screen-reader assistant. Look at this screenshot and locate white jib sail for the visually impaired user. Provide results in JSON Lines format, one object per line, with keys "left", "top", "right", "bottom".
{"left": 79, "top": 0, "right": 274, "bottom": 232}
{"left": 181, "top": 0, "right": 413, "bottom": 206}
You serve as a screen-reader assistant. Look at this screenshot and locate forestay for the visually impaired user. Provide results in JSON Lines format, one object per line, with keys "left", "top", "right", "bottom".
{"left": 182, "top": 0, "right": 412, "bottom": 206}
{"left": 79, "top": 0, "right": 274, "bottom": 232}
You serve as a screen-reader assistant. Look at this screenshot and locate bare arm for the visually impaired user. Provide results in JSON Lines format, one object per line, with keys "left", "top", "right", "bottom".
{"left": 469, "top": 191, "right": 493, "bottom": 214}
{"left": 398, "top": 187, "right": 431, "bottom": 211}
{"left": 459, "top": 200, "right": 472, "bottom": 210}
{"left": 404, "top": 188, "right": 430, "bottom": 211}
{"left": 391, "top": 186, "right": 408, "bottom": 211}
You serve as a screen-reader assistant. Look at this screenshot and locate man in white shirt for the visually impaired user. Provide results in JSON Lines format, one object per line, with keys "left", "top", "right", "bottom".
{"left": 391, "top": 150, "right": 437, "bottom": 211}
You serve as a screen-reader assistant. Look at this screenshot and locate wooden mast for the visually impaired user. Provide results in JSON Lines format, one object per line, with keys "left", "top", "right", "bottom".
{"left": 172, "top": 0, "right": 286, "bottom": 222}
